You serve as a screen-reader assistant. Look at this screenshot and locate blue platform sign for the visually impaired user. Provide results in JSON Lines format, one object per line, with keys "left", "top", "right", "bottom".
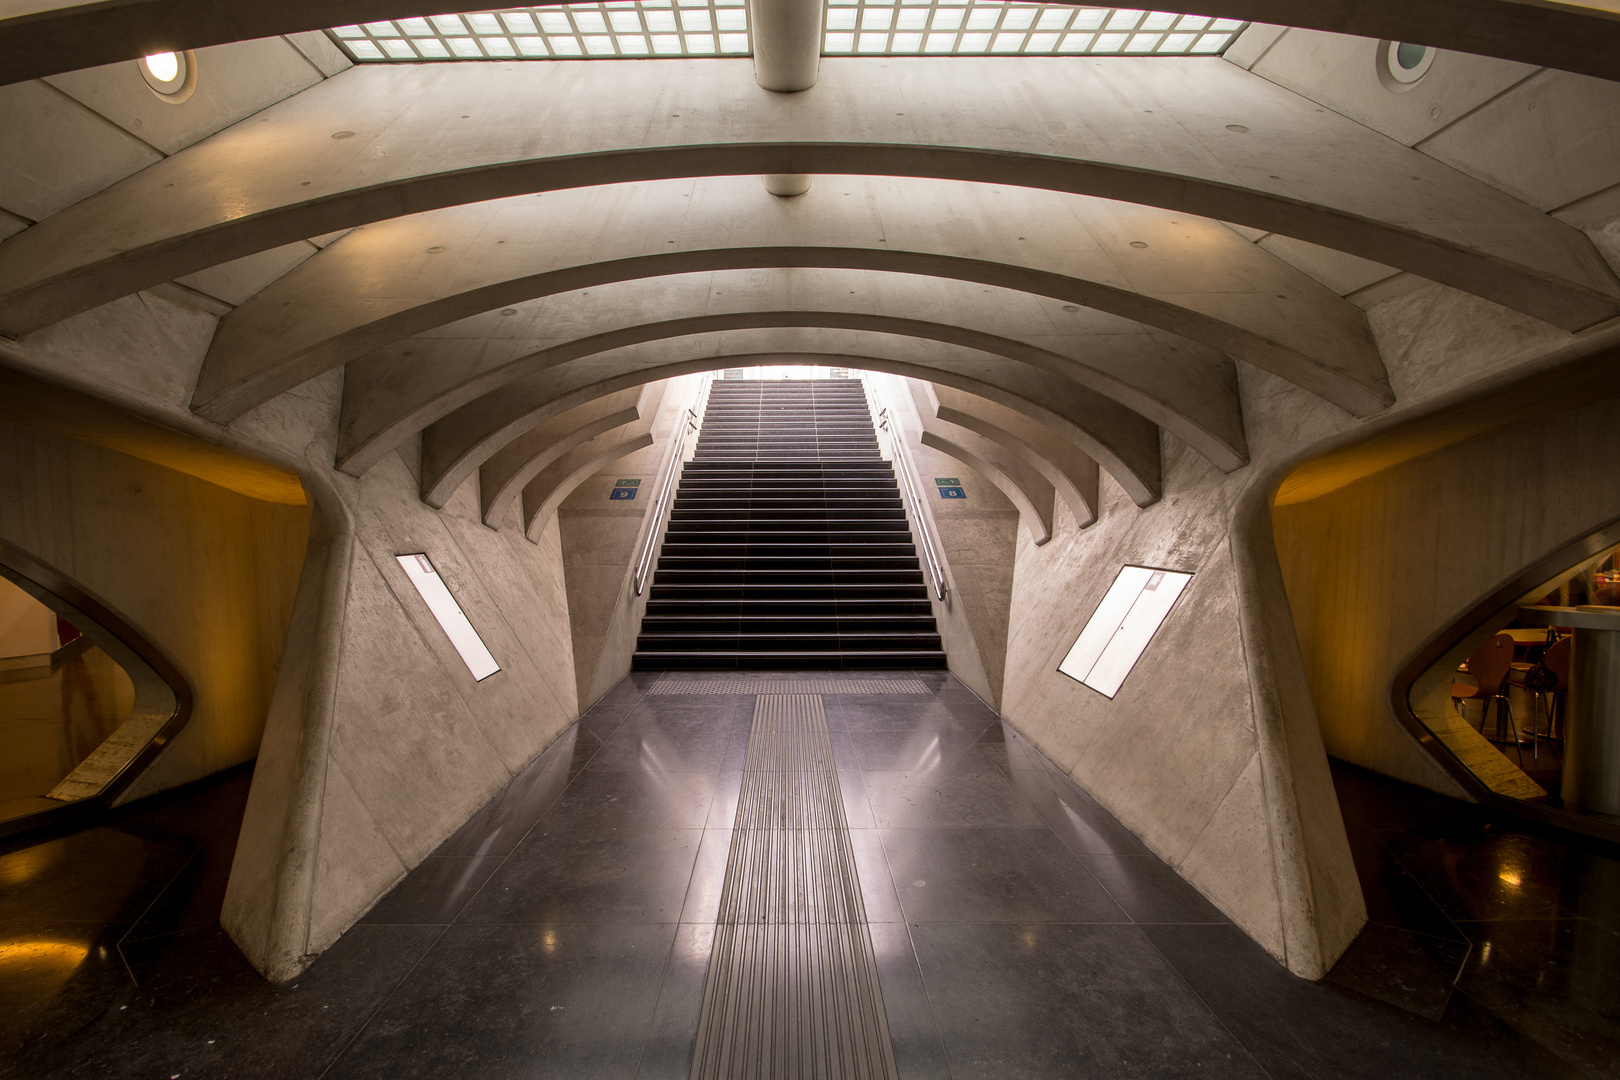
{"left": 610, "top": 487, "right": 637, "bottom": 500}
{"left": 937, "top": 486, "right": 966, "bottom": 499}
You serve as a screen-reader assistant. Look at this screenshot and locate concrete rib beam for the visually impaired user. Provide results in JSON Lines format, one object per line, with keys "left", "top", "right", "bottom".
{"left": 4, "top": 0, "right": 1619, "bottom": 85}
{"left": 473, "top": 385, "right": 660, "bottom": 522}
{"left": 414, "top": 329, "right": 1164, "bottom": 508}
{"left": 190, "top": 177, "right": 1365, "bottom": 426}
{"left": 0, "top": 60, "right": 1611, "bottom": 335}
{"left": 331, "top": 301, "right": 1243, "bottom": 481}
{"left": 919, "top": 428, "right": 1057, "bottom": 545}
{"left": 929, "top": 390, "right": 1101, "bottom": 529}
{"left": 521, "top": 430, "right": 656, "bottom": 539}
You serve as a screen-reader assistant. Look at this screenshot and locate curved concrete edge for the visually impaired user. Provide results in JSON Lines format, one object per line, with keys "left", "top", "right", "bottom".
{"left": 522, "top": 432, "right": 656, "bottom": 540}
{"left": 195, "top": 194, "right": 1365, "bottom": 434}
{"left": 1227, "top": 463, "right": 1367, "bottom": 980}
{"left": 476, "top": 404, "right": 643, "bottom": 524}
{"left": 220, "top": 464, "right": 355, "bottom": 984}
{"left": 335, "top": 307, "right": 1242, "bottom": 483}
{"left": 931, "top": 397, "right": 1099, "bottom": 529}
{"left": 4, "top": 0, "right": 1620, "bottom": 86}
{"left": 418, "top": 344, "right": 1162, "bottom": 511}
{"left": 920, "top": 426, "right": 1055, "bottom": 545}
{"left": 476, "top": 385, "right": 663, "bottom": 524}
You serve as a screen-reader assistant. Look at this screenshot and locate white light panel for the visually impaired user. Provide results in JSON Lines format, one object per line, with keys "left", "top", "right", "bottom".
{"left": 331, "top": 2, "right": 752, "bottom": 60}
{"left": 396, "top": 553, "right": 502, "bottom": 681}
{"left": 1058, "top": 565, "right": 1190, "bottom": 698}
{"left": 328, "top": 4, "right": 1242, "bottom": 61}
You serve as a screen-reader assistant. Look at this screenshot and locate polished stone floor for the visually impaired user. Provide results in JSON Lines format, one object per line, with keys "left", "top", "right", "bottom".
{"left": 1, "top": 670, "right": 1616, "bottom": 1079}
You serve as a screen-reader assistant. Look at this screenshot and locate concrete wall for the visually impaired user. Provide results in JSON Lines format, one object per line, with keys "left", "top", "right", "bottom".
{"left": 223, "top": 436, "right": 580, "bottom": 977}
{"left": 0, "top": 419, "right": 308, "bottom": 801}
{"left": 1273, "top": 392, "right": 1620, "bottom": 796}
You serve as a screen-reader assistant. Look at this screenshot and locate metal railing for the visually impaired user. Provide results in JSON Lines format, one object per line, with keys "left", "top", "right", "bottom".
{"left": 871, "top": 395, "right": 948, "bottom": 602}
{"left": 632, "top": 373, "right": 713, "bottom": 596}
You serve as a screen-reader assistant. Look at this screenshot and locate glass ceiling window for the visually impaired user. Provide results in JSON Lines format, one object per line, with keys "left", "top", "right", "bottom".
{"left": 327, "top": 4, "right": 1243, "bottom": 61}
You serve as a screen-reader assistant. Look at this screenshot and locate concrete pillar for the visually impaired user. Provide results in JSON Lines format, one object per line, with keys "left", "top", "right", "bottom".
{"left": 750, "top": 0, "right": 824, "bottom": 196}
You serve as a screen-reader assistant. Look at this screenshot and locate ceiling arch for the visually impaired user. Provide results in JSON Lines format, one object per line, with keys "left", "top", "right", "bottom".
{"left": 330, "top": 276, "right": 1246, "bottom": 477}
{"left": 341, "top": 313, "right": 1168, "bottom": 494}
{"left": 411, "top": 332, "right": 1168, "bottom": 506}
{"left": 191, "top": 176, "right": 1383, "bottom": 422}
{"left": 1, "top": 59, "right": 1612, "bottom": 336}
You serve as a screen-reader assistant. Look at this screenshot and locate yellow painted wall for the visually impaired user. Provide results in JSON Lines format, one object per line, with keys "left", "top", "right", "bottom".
{"left": 0, "top": 419, "right": 308, "bottom": 801}
{"left": 1273, "top": 395, "right": 1620, "bottom": 795}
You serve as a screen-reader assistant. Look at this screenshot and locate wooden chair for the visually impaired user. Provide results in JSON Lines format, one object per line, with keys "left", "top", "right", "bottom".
{"left": 1452, "top": 632, "right": 1524, "bottom": 764}
{"left": 1509, "top": 634, "right": 1569, "bottom": 761}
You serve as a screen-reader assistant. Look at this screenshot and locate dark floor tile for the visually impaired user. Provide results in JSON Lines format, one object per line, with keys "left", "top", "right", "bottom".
{"left": 882, "top": 828, "right": 1127, "bottom": 924}
{"left": 538, "top": 767, "right": 715, "bottom": 830}
{"left": 822, "top": 700, "right": 963, "bottom": 734}
{"left": 587, "top": 728, "right": 736, "bottom": 774}
{"left": 0, "top": 827, "right": 197, "bottom": 924}
{"left": 913, "top": 921, "right": 1267, "bottom": 1079}
{"left": 1081, "top": 855, "right": 1229, "bottom": 925}
{"left": 1393, "top": 829, "right": 1576, "bottom": 922}
{"left": 488, "top": 733, "right": 588, "bottom": 809}
{"left": 360, "top": 856, "right": 502, "bottom": 925}
{"left": 851, "top": 828, "right": 904, "bottom": 923}
{"left": 1028, "top": 783, "right": 1153, "bottom": 857}
{"left": 867, "top": 921, "right": 952, "bottom": 1080}
{"left": 9, "top": 924, "right": 440, "bottom": 1080}
{"left": 635, "top": 923, "right": 715, "bottom": 1079}
{"left": 433, "top": 803, "right": 548, "bottom": 856}
{"left": 1325, "top": 922, "right": 1470, "bottom": 1021}
{"left": 849, "top": 729, "right": 1006, "bottom": 776}
{"left": 0, "top": 919, "right": 135, "bottom": 1064}
{"left": 122, "top": 853, "right": 234, "bottom": 942}
{"left": 678, "top": 830, "right": 732, "bottom": 925}
{"left": 323, "top": 922, "right": 676, "bottom": 1080}
{"left": 461, "top": 829, "right": 700, "bottom": 924}
{"left": 1454, "top": 918, "right": 1620, "bottom": 1080}
{"left": 1144, "top": 922, "right": 1580, "bottom": 1080}
{"left": 1356, "top": 867, "right": 1468, "bottom": 943}
{"left": 620, "top": 697, "right": 758, "bottom": 730}
{"left": 840, "top": 769, "right": 877, "bottom": 828}
{"left": 864, "top": 769, "right": 1045, "bottom": 829}
{"left": 705, "top": 770, "right": 743, "bottom": 830}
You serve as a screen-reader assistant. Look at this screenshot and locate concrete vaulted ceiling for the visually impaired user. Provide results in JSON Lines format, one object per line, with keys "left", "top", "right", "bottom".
{"left": 3, "top": 0, "right": 1618, "bottom": 84}
{"left": 0, "top": 60, "right": 1615, "bottom": 335}
{"left": 4, "top": 17, "right": 1617, "bottom": 534}
{"left": 330, "top": 268, "right": 1246, "bottom": 476}
{"left": 405, "top": 333, "right": 1168, "bottom": 505}
{"left": 192, "top": 176, "right": 1381, "bottom": 422}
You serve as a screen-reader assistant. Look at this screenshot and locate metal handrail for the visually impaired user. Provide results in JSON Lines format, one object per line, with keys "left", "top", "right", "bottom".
{"left": 633, "top": 373, "right": 712, "bottom": 596}
{"left": 872, "top": 399, "right": 948, "bottom": 602}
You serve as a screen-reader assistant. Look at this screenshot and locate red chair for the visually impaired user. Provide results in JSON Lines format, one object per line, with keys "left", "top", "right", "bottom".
{"left": 1452, "top": 632, "right": 1523, "bottom": 765}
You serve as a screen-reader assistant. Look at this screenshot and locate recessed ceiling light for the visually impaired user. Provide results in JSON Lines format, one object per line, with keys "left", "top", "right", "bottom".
{"left": 140, "top": 50, "right": 195, "bottom": 100}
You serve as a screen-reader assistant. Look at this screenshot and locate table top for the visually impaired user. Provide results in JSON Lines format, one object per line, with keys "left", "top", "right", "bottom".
{"left": 1518, "top": 605, "right": 1620, "bottom": 630}
{"left": 1502, "top": 629, "right": 1551, "bottom": 644}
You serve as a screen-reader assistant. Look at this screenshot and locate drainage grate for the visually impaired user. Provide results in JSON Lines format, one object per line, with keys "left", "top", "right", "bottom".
{"left": 691, "top": 695, "right": 898, "bottom": 1080}
{"left": 650, "top": 676, "right": 930, "bottom": 696}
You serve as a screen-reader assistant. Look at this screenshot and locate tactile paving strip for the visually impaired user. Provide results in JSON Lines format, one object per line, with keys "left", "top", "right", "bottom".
{"left": 649, "top": 676, "right": 930, "bottom": 695}
{"left": 690, "top": 695, "right": 898, "bottom": 1080}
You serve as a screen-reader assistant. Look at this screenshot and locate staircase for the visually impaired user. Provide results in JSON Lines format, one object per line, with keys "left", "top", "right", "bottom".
{"left": 632, "top": 379, "right": 947, "bottom": 670}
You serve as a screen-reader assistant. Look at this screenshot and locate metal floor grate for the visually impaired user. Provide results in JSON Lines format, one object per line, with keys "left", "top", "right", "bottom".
{"left": 650, "top": 676, "right": 930, "bottom": 695}
{"left": 691, "top": 695, "right": 899, "bottom": 1080}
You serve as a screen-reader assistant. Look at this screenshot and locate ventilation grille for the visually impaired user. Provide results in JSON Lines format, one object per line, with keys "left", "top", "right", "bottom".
{"left": 691, "top": 694, "right": 898, "bottom": 1080}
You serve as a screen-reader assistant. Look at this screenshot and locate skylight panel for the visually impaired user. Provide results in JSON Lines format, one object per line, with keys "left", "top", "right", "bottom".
{"left": 326, "top": 4, "right": 1243, "bottom": 62}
